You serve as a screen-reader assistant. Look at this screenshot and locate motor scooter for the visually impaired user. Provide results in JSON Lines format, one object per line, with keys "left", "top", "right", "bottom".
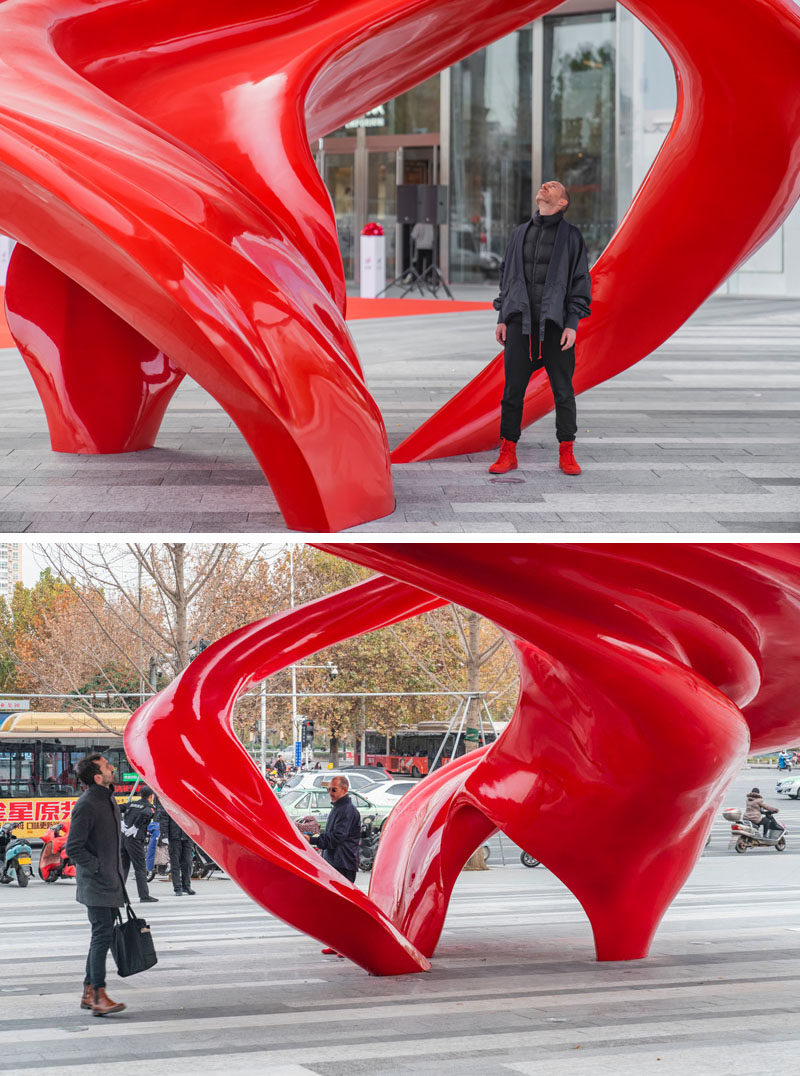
{"left": 38, "top": 820, "right": 76, "bottom": 882}
{"left": 358, "top": 815, "right": 381, "bottom": 872}
{"left": 0, "top": 822, "right": 34, "bottom": 886}
{"left": 724, "top": 807, "right": 787, "bottom": 852}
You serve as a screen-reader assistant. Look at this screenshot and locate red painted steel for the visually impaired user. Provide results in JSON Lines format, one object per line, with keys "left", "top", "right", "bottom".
{"left": 126, "top": 544, "right": 800, "bottom": 971}
{"left": 1, "top": 1, "right": 798, "bottom": 525}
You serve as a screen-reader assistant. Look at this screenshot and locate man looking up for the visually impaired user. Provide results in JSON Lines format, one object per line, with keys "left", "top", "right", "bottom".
{"left": 490, "top": 180, "right": 592, "bottom": 476}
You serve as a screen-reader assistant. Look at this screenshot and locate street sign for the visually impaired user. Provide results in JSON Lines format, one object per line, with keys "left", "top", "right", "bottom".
{"left": 294, "top": 740, "right": 302, "bottom": 767}
{"left": 0, "top": 700, "right": 30, "bottom": 711}
{"left": 121, "top": 772, "right": 139, "bottom": 782}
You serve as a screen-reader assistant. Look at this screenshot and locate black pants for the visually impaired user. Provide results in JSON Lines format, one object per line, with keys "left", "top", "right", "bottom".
{"left": 84, "top": 905, "right": 116, "bottom": 989}
{"left": 168, "top": 838, "right": 193, "bottom": 892}
{"left": 121, "top": 835, "right": 150, "bottom": 899}
{"left": 500, "top": 318, "right": 576, "bottom": 443}
{"left": 414, "top": 248, "right": 433, "bottom": 276}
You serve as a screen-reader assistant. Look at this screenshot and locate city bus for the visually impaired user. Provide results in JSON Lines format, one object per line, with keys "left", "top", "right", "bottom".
{"left": 0, "top": 711, "right": 136, "bottom": 841}
{"left": 363, "top": 720, "right": 503, "bottom": 777}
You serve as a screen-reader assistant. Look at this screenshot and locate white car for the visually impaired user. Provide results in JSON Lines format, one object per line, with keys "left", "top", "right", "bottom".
{"left": 775, "top": 776, "right": 800, "bottom": 798}
{"left": 279, "top": 770, "right": 388, "bottom": 796}
{"left": 358, "top": 780, "right": 418, "bottom": 808}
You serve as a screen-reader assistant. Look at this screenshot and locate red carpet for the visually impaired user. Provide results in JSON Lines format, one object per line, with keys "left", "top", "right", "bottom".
{"left": 0, "top": 287, "right": 491, "bottom": 348}
{"left": 345, "top": 296, "right": 492, "bottom": 320}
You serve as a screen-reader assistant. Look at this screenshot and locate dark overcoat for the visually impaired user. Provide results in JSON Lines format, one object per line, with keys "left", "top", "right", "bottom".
{"left": 65, "top": 783, "right": 125, "bottom": 907}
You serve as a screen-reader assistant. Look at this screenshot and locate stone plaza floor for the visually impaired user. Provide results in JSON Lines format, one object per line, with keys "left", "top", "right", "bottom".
{"left": 2, "top": 768, "right": 800, "bottom": 1074}
{"left": 0, "top": 293, "right": 798, "bottom": 534}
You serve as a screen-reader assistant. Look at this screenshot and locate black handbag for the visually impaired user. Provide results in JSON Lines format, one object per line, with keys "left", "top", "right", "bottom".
{"left": 111, "top": 897, "right": 157, "bottom": 977}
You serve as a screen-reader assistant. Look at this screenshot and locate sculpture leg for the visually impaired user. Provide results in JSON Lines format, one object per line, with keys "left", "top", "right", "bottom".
{"left": 4, "top": 245, "right": 184, "bottom": 454}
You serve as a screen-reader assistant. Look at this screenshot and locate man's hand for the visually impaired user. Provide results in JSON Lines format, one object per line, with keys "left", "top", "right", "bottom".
{"left": 560, "top": 328, "right": 576, "bottom": 351}
{"left": 495, "top": 323, "right": 507, "bottom": 345}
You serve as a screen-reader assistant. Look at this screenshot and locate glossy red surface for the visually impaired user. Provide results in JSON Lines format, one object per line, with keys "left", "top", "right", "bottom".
{"left": 125, "top": 544, "right": 800, "bottom": 971}
{"left": 2, "top": 1, "right": 798, "bottom": 523}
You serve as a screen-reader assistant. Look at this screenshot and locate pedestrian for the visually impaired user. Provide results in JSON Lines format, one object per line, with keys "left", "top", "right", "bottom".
{"left": 156, "top": 801, "right": 196, "bottom": 896}
{"left": 307, "top": 775, "right": 362, "bottom": 957}
{"left": 145, "top": 815, "right": 159, "bottom": 874}
{"left": 410, "top": 220, "right": 435, "bottom": 277}
{"left": 490, "top": 180, "right": 592, "bottom": 476}
{"left": 120, "top": 785, "right": 158, "bottom": 903}
{"left": 64, "top": 753, "right": 127, "bottom": 1017}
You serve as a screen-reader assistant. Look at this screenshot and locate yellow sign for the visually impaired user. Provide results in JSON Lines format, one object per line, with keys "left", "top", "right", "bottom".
{"left": 0, "top": 795, "right": 129, "bottom": 841}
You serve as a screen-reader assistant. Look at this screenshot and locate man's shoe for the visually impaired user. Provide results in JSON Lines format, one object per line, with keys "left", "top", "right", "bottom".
{"left": 559, "top": 440, "right": 581, "bottom": 475}
{"left": 488, "top": 438, "right": 518, "bottom": 474}
{"left": 183, "top": 887, "right": 196, "bottom": 895}
{"left": 91, "top": 987, "right": 126, "bottom": 1016}
{"left": 80, "top": 983, "right": 93, "bottom": 1010}
{"left": 173, "top": 889, "right": 184, "bottom": 895}
{"left": 140, "top": 895, "right": 159, "bottom": 902}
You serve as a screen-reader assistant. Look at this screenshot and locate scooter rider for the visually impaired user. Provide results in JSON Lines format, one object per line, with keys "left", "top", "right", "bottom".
{"left": 745, "top": 787, "right": 779, "bottom": 835}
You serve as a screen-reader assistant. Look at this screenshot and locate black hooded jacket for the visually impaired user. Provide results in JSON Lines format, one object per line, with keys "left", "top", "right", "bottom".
{"left": 494, "top": 214, "right": 592, "bottom": 340}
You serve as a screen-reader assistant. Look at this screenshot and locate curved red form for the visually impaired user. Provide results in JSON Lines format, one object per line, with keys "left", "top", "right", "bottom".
{"left": 1, "top": 1, "right": 799, "bottom": 523}
{"left": 126, "top": 543, "right": 800, "bottom": 971}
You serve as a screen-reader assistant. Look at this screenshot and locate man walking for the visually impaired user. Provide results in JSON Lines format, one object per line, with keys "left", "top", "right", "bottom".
{"left": 121, "top": 785, "right": 158, "bottom": 903}
{"left": 157, "top": 801, "right": 196, "bottom": 896}
{"left": 308, "top": 775, "right": 361, "bottom": 957}
{"left": 65, "top": 753, "right": 127, "bottom": 1017}
{"left": 490, "top": 180, "right": 592, "bottom": 476}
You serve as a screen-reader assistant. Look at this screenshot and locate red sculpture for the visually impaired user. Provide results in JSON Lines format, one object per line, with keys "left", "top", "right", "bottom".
{"left": 1, "top": 0, "right": 799, "bottom": 527}
{"left": 124, "top": 544, "right": 800, "bottom": 972}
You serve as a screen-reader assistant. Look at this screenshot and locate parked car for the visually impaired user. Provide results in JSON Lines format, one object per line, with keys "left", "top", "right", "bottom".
{"left": 357, "top": 779, "right": 418, "bottom": 809}
{"left": 776, "top": 775, "right": 800, "bottom": 798}
{"left": 280, "top": 788, "right": 393, "bottom": 831}
{"left": 281, "top": 768, "right": 390, "bottom": 795}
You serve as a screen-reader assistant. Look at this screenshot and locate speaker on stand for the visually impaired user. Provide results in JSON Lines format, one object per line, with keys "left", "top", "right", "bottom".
{"left": 378, "top": 185, "right": 453, "bottom": 299}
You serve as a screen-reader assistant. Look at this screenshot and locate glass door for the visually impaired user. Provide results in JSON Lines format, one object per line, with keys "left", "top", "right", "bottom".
{"left": 323, "top": 154, "right": 356, "bottom": 279}
{"left": 367, "top": 151, "right": 397, "bottom": 272}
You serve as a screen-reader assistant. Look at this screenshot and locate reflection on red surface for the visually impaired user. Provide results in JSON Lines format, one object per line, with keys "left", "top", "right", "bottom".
{"left": 125, "top": 544, "right": 800, "bottom": 972}
{"left": 1, "top": 0, "right": 798, "bottom": 524}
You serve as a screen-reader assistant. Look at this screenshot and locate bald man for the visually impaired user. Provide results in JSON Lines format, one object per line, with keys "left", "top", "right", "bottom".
{"left": 491, "top": 180, "right": 592, "bottom": 477}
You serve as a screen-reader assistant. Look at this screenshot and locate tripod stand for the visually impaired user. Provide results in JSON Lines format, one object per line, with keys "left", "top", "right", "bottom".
{"left": 378, "top": 261, "right": 454, "bottom": 299}
{"left": 378, "top": 236, "right": 454, "bottom": 300}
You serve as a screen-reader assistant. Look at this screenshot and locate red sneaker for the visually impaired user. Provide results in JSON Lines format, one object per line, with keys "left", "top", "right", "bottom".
{"left": 488, "top": 438, "right": 518, "bottom": 474}
{"left": 559, "top": 441, "right": 581, "bottom": 475}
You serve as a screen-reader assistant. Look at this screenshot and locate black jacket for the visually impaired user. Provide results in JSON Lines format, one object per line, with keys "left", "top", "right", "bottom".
{"left": 309, "top": 794, "right": 361, "bottom": 876}
{"left": 121, "top": 796, "right": 155, "bottom": 842}
{"left": 65, "top": 784, "right": 125, "bottom": 908}
{"left": 494, "top": 216, "right": 592, "bottom": 339}
{"left": 157, "top": 803, "right": 191, "bottom": 843}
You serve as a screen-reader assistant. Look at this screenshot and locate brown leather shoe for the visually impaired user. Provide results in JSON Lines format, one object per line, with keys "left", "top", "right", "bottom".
{"left": 80, "top": 983, "right": 93, "bottom": 1010}
{"left": 91, "top": 987, "right": 126, "bottom": 1016}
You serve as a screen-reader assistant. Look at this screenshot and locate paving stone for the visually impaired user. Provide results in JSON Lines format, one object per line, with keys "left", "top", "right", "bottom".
{"left": 1, "top": 293, "right": 800, "bottom": 533}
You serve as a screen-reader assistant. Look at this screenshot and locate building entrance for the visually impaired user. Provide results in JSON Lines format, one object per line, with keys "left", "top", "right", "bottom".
{"left": 317, "top": 136, "right": 439, "bottom": 282}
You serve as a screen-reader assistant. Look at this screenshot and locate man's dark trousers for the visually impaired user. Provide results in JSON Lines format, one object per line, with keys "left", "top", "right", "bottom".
{"left": 84, "top": 906, "right": 116, "bottom": 988}
{"left": 169, "top": 838, "right": 193, "bottom": 892}
{"left": 121, "top": 835, "right": 149, "bottom": 899}
{"left": 500, "top": 318, "right": 576, "bottom": 443}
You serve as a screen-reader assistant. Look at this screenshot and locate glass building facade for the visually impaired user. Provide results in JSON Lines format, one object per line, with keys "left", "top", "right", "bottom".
{"left": 314, "top": 1, "right": 800, "bottom": 295}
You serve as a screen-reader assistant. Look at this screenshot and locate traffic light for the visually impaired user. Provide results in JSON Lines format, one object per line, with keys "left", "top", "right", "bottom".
{"left": 301, "top": 718, "right": 315, "bottom": 745}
